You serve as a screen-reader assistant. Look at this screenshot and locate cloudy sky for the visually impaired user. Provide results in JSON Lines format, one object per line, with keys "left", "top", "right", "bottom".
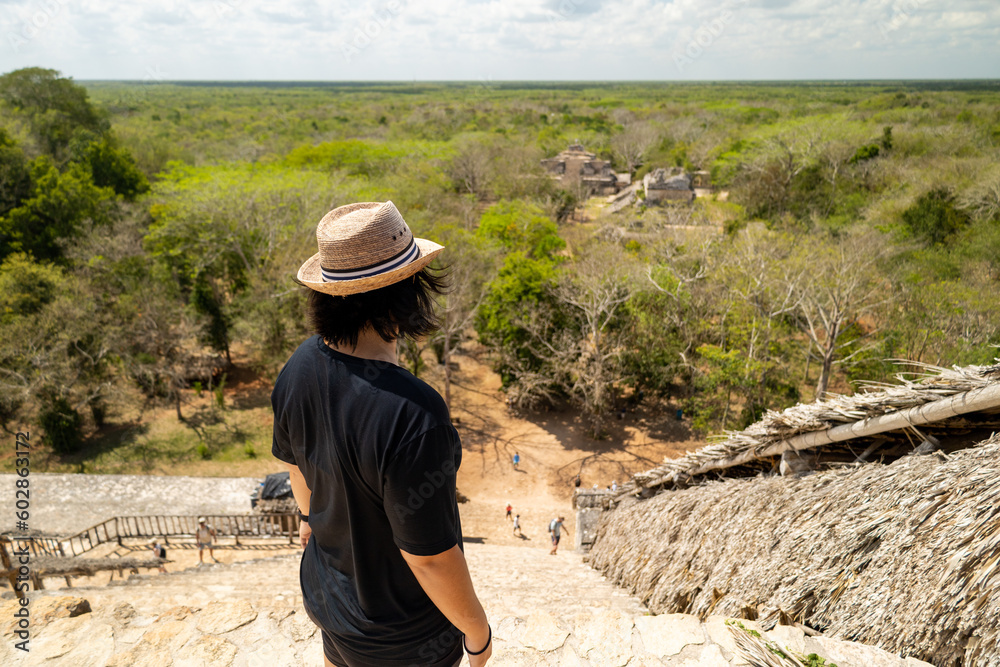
{"left": 1, "top": 0, "right": 998, "bottom": 81}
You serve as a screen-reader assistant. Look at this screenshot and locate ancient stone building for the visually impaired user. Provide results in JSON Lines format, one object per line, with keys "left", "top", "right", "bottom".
{"left": 642, "top": 167, "right": 694, "bottom": 203}
{"left": 541, "top": 142, "right": 625, "bottom": 196}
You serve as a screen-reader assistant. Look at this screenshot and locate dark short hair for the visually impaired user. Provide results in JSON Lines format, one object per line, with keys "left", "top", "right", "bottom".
{"left": 307, "top": 269, "right": 447, "bottom": 348}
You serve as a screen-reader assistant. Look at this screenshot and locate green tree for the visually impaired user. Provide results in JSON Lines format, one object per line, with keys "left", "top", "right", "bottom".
{"left": 901, "top": 188, "right": 971, "bottom": 246}
{"left": 0, "top": 156, "right": 114, "bottom": 262}
{"left": 190, "top": 272, "right": 232, "bottom": 364}
{"left": 0, "top": 129, "right": 32, "bottom": 218}
{"left": 0, "top": 67, "right": 104, "bottom": 160}
{"left": 0, "top": 253, "right": 63, "bottom": 322}
{"left": 476, "top": 200, "right": 565, "bottom": 258}
{"left": 476, "top": 252, "right": 561, "bottom": 385}
{"left": 77, "top": 135, "right": 150, "bottom": 200}
{"left": 38, "top": 393, "right": 84, "bottom": 454}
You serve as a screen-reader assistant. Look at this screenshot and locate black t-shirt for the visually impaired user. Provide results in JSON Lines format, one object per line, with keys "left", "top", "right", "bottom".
{"left": 272, "top": 336, "right": 464, "bottom": 667}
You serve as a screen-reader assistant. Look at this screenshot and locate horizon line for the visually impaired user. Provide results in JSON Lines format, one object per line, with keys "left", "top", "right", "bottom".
{"left": 77, "top": 77, "right": 1000, "bottom": 85}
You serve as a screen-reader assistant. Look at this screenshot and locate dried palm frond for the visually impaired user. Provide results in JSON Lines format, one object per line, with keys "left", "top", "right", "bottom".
{"left": 620, "top": 360, "right": 1000, "bottom": 495}
{"left": 729, "top": 622, "right": 805, "bottom": 667}
{"left": 590, "top": 433, "right": 1000, "bottom": 667}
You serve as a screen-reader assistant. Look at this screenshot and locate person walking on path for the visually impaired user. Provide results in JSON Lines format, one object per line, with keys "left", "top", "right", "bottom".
{"left": 549, "top": 516, "right": 567, "bottom": 555}
{"left": 149, "top": 539, "right": 167, "bottom": 573}
{"left": 512, "top": 452, "right": 520, "bottom": 470}
{"left": 505, "top": 504, "right": 513, "bottom": 521}
{"left": 195, "top": 518, "right": 218, "bottom": 564}
{"left": 513, "top": 514, "right": 522, "bottom": 537}
{"left": 272, "top": 201, "right": 491, "bottom": 667}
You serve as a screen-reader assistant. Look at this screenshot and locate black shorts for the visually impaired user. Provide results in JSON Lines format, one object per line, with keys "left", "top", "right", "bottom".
{"left": 321, "top": 630, "right": 463, "bottom": 667}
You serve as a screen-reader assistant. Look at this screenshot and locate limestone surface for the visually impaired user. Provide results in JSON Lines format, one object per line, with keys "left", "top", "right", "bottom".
{"left": 1, "top": 546, "right": 934, "bottom": 666}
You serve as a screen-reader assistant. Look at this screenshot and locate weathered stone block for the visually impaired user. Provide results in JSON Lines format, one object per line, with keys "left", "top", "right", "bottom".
{"left": 766, "top": 624, "right": 806, "bottom": 655}
{"left": 678, "top": 643, "right": 730, "bottom": 667}
{"left": 704, "top": 616, "right": 763, "bottom": 666}
{"left": 575, "top": 507, "right": 605, "bottom": 549}
{"left": 635, "top": 613, "right": 705, "bottom": 658}
{"left": 174, "top": 635, "right": 238, "bottom": 667}
{"left": 804, "top": 636, "right": 908, "bottom": 667}
{"left": 575, "top": 610, "right": 633, "bottom": 666}
{"left": 196, "top": 599, "right": 258, "bottom": 635}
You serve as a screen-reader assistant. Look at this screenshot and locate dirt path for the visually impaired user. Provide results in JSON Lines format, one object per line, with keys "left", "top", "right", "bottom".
{"left": 433, "top": 346, "right": 700, "bottom": 513}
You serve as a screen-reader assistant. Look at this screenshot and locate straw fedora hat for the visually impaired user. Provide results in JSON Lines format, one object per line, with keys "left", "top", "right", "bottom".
{"left": 297, "top": 201, "right": 444, "bottom": 296}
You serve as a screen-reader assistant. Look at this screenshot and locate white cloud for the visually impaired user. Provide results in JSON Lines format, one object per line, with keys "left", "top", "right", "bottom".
{"left": 0, "top": 0, "right": 996, "bottom": 79}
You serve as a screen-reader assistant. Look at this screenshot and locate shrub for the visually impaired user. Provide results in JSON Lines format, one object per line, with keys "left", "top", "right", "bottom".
{"left": 849, "top": 144, "right": 879, "bottom": 164}
{"left": 901, "top": 188, "right": 971, "bottom": 246}
{"left": 39, "top": 396, "right": 84, "bottom": 454}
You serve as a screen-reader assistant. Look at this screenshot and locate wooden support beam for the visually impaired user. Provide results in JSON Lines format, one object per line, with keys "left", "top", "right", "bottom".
{"left": 681, "top": 383, "right": 1000, "bottom": 480}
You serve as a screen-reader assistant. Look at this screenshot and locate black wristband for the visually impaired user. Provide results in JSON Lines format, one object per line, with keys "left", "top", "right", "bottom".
{"left": 298, "top": 511, "right": 309, "bottom": 522}
{"left": 464, "top": 625, "right": 491, "bottom": 656}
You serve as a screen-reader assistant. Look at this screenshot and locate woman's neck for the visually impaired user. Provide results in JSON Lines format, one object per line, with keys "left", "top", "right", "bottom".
{"left": 325, "top": 329, "right": 398, "bottom": 365}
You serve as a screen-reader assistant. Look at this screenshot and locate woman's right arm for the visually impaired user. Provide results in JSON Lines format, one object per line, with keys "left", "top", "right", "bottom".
{"left": 287, "top": 463, "right": 313, "bottom": 549}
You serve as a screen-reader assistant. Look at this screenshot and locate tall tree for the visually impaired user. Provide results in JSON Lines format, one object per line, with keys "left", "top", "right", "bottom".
{"left": 611, "top": 122, "right": 659, "bottom": 176}
{"left": 431, "top": 228, "right": 501, "bottom": 411}
{"left": 786, "top": 231, "right": 891, "bottom": 398}
{"left": 0, "top": 67, "right": 104, "bottom": 160}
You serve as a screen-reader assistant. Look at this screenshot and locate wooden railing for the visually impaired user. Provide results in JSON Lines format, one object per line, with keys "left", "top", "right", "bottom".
{"left": 2, "top": 513, "right": 299, "bottom": 559}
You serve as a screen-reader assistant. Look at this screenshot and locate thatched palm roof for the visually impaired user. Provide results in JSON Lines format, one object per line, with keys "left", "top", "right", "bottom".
{"left": 618, "top": 361, "right": 1000, "bottom": 496}
{"left": 589, "top": 432, "right": 1000, "bottom": 666}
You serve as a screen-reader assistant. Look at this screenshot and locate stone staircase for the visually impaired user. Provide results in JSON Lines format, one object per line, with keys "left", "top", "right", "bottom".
{"left": 1, "top": 543, "right": 934, "bottom": 666}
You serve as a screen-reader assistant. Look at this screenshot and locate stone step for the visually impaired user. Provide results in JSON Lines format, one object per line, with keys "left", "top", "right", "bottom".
{"left": 1, "top": 544, "right": 933, "bottom": 667}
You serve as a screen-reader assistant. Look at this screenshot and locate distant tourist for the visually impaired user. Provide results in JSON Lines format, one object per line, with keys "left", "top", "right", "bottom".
{"left": 513, "top": 514, "right": 522, "bottom": 537}
{"left": 573, "top": 474, "right": 581, "bottom": 488}
{"left": 512, "top": 452, "right": 520, "bottom": 470}
{"left": 271, "top": 201, "right": 491, "bottom": 666}
{"left": 149, "top": 539, "right": 167, "bottom": 573}
{"left": 195, "top": 518, "right": 218, "bottom": 564}
{"left": 505, "top": 503, "right": 513, "bottom": 521}
{"left": 611, "top": 480, "right": 618, "bottom": 492}
{"left": 549, "top": 516, "right": 567, "bottom": 555}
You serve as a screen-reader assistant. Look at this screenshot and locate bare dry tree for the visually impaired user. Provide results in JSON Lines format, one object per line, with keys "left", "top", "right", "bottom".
{"left": 959, "top": 164, "right": 1000, "bottom": 222}
{"left": 737, "top": 132, "right": 821, "bottom": 216}
{"left": 447, "top": 135, "right": 495, "bottom": 199}
{"left": 719, "top": 228, "right": 802, "bottom": 371}
{"left": 645, "top": 235, "right": 718, "bottom": 363}
{"left": 611, "top": 122, "right": 660, "bottom": 176}
{"left": 784, "top": 230, "right": 893, "bottom": 398}
{"left": 510, "top": 248, "right": 639, "bottom": 436}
